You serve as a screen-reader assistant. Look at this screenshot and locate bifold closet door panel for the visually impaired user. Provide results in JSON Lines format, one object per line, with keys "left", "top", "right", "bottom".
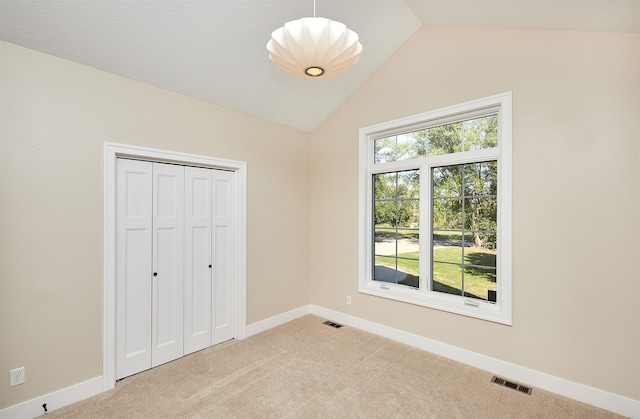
{"left": 115, "top": 159, "right": 153, "bottom": 380}
{"left": 212, "top": 169, "right": 236, "bottom": 345}
{"left": 184, "top": 166, "right": 213, "bottom": 355}
{"left": 116, "top": 159, "right": 236, "bottom": 379}
{"left": 151, "top": 163, "right": 185, "bottom": 368}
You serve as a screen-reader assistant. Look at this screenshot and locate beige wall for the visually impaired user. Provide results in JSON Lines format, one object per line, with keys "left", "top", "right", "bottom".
{"left": 1, "top": 25, "right": 639, "bottom": 411}
{"left": 309, "top": 26, "right": 640, "bottom": 399}
{"left": 0, "top": 41, "right": 311, "bottom": 408}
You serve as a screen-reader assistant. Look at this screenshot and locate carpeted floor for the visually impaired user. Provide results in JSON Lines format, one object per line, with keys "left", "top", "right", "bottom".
{"left": 41, "top": 315, "right": 621, "bottom": 418}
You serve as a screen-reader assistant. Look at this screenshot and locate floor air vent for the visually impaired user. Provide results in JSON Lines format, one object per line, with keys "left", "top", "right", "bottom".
{"left": 491, "top": 376, "right": 532, "bottom": 395}
{"left": 323, "top": 320, "right": 343, "bottom": 328}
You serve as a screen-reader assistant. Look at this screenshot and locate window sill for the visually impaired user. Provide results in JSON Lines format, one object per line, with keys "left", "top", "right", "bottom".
{"left": 359, "top": 282, "right": 512, "bottom": 325}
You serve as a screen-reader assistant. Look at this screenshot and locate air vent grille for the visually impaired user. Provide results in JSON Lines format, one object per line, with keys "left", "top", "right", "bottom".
{"left": 491, "top": 376, "right": 532, "bottom": 395}
{"left": 323, "top": 320, "right": 343, "bottom": 328}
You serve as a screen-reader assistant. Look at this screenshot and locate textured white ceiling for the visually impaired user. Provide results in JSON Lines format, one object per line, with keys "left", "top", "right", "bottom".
{"left": 1, "top": 0, "right": 638, "bottom": 132}
{"left": 405, "top": 0, "right": 640, "bottom": 32}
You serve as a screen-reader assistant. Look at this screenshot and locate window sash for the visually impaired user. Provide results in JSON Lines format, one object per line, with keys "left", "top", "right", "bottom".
{"left": 373, "top": 114, "right": 499, "bottom": 164}
{"left": 429, "top": 161, "right": 498, "bottom": 302}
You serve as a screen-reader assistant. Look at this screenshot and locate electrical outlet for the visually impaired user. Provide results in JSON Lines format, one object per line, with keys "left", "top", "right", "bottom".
{"left": 10, "top": 367, "right": 25, "bottom": 387}
{"left": 346, "top": 295, "right": 352, "bottom": 305}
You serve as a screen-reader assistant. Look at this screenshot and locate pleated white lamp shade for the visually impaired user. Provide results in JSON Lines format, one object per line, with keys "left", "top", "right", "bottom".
{"left": 267, "top": 17, "right": 363, "bottom": 79}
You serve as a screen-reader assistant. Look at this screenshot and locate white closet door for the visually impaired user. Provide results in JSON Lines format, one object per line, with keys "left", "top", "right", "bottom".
{"left": 151, "top": 163, "right": 185, "bottom": 367}
{"left": 116, "top": 159, "right": 153, "bottom": 380}
{"left": 212, "top": 170, "right": 236, "bottom": 344}
{"left": 184, "top": 167, "right": 213, "bottom": 355}
{"left": 116, "top": 159, "right": 235, "bottom": 379}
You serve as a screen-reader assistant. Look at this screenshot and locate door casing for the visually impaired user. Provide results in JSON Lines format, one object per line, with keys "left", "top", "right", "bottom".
{"left": 103, "top": 141, "right": 247, "bottom": 390}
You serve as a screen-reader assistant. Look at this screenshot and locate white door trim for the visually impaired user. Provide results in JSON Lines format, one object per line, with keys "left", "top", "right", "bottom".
{"left": 103, "top": 141, "right": 247, "bottom": 391}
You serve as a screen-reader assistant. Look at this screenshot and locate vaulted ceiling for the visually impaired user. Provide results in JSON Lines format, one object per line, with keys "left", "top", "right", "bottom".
{"left": 1, "top": 0, "right": 638, "bottom": 132}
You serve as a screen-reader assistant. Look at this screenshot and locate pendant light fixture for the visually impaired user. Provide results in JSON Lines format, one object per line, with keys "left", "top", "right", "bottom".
{"left": 266, "top": 0, "right": 363, "bottom": 79}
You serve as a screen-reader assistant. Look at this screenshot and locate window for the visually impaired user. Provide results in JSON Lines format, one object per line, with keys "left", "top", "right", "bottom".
{"left": 359, "top": 93, "right": 512, "bottom": 324}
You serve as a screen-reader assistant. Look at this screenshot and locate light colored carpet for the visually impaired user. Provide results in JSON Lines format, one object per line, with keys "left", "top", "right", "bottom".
{"left": 41, "top": 315, "right": 621, "bottom": 418}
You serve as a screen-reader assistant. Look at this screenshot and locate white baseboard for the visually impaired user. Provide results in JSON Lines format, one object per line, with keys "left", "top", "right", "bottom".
{"left": 309, "top": 304, "right": 640, "bottom": 419}
{"left": 4, "top": 305, "right": 638, "bottom": 419}
{"left": 1, "top": 307, "right": 311, "bottom": 419}
{"left": 0, "top": 376, "right": 103, "bottom": 419}
{"left": 245, "top": 305, "right": 311, "bottom": 337}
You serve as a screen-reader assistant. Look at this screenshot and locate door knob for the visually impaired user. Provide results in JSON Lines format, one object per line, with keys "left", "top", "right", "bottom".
{"left": 208, "top": 265, "right": 212, "bottom": 268}
{"left": 153, "top": 272, "right": 158, "bottom": 277}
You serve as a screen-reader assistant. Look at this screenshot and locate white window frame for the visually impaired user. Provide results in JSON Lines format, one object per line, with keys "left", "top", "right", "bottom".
{"left": 358, "top": 92, "right": 512, "bottom": 325}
